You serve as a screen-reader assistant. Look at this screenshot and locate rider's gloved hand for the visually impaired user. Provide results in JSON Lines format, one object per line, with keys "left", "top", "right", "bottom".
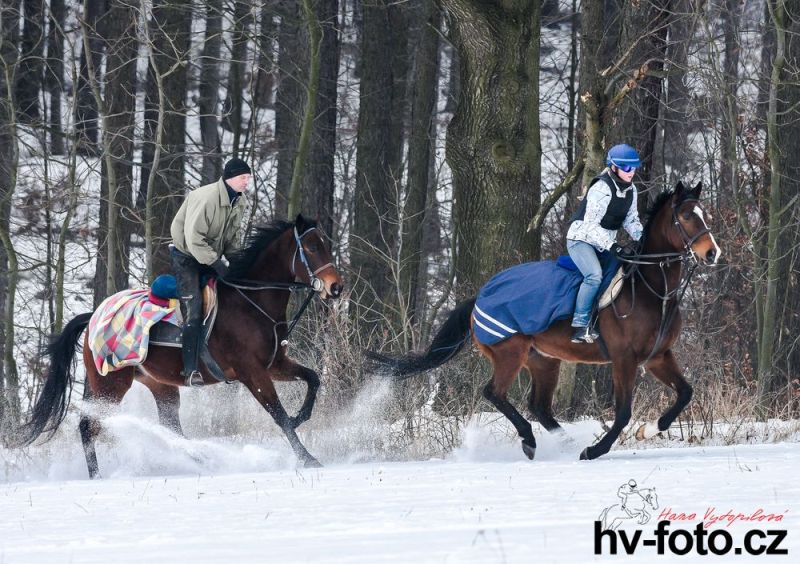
{"left": 610, "top": 243, "right": 626, "bottom": 257}
{"left": 626, "top": 239, "right": 642, "bottom": 256}
{"left": 211, "top": 257, "right": 229, "bottom": 279}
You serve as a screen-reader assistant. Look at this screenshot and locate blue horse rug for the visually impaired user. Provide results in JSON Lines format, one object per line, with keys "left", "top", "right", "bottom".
{"left": 472, "top": 253, "right": 621, "bottom": 345}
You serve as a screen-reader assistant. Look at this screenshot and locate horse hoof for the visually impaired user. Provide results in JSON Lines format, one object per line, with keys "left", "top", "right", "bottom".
{"left": 579, "top": 447, "right": 592, "bottom": 461}
{"left": 303, "top": 457, "right": 323, "bottom": 469}
{"left": 521, "top": 440, "right": 536, "bottom": 460}
{"left": 635, "top": 422, "right": 660, "bottom": 441}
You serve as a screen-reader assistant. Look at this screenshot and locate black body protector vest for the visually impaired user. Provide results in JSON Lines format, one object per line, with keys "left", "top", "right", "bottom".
{"left": 570, "top": 172, "right": 634, "bottom": 230}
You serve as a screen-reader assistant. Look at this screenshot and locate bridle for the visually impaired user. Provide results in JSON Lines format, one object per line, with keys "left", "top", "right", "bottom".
{"left": 219, "top": 225, "right": 336, "bottom": 371}
{"left": 291, "top": 226, "right": 335, "bottom": 293}
{"left": 671, "top": 199, "right": 711, "bottom": 262}
{"left": 607, "top": 198, "right": 712, "bottom": 364}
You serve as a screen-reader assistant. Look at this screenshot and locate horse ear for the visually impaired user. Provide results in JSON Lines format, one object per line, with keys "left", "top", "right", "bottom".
{"left": 692, "top": 181, "right": 703, "bottom": 198}
{"left": 295, "top": 213, "right": 306, "bottom": 230}
{"left": 674, "top": 181, "right": 686, "bottom": 200}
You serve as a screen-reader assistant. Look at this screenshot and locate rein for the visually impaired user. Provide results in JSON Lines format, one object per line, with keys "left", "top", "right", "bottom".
{"left": 219, "top": 226, "right": 330, "bottom": 370}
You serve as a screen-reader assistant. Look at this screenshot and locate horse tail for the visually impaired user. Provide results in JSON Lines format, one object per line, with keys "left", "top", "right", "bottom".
{"left": 368, "top": 297, "right": 476, "bottom": 379}
{"left": 16, "top": 312, "right": 93, "bottom": 446}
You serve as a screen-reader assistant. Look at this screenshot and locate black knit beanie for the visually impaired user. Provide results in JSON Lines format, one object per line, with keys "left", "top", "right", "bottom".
{"left": 223, "top": 158, "right": 252, "bottom": 180}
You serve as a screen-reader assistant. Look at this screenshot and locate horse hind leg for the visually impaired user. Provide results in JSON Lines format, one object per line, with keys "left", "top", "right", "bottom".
{"left": 139, "top": 375, "right": 184, "bottom": 436}
{"left": 80, "top": 341, "right": 135, "bottom": 478}
{"left": 636, "top": 350, "right": 693, "bottom": 441}
{"left": 479, "top": 338, "right": 537, "bottom": 460}
{"left": 525, "top": 351, "right": 564, "bottom": 433}
{"left": 580, "top": 357, "right": 635, "bottom": 460}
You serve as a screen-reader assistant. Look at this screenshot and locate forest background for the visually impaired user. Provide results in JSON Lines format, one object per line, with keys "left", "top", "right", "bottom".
{"left": 0, "top": 0, "right": 798, "bottom": 453}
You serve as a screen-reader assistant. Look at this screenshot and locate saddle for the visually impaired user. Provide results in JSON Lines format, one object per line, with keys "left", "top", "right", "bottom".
{"left": 148, "top": 275, "right": 219, "bottom": 347}
{"left": 149, "top": 275, "right": 230, "bottom": 383}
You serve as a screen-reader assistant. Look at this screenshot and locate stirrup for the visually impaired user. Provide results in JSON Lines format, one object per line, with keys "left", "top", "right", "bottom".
{"left": 571, "top": 326, "right": 599, "bottom": 344}
{"left": 185, "top": 370, "right": 204, "bottom": 387}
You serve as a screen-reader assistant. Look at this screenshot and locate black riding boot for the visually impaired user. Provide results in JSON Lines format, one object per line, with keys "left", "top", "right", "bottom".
{"left": 181, "top": 321, "right": 204, "bottom": 387}
{"left": 172, "top": 247, "right": 206, "bottom": 387}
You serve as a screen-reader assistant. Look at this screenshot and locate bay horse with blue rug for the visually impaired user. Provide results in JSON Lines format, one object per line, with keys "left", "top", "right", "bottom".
{"left": 19, "top": 215, "right": 343, "bottom": 477}
{"left": 370, "top": 182, "right": 720, "bottom": 460}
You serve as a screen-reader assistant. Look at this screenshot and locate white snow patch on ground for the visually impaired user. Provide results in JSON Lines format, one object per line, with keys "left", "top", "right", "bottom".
{"left": 1, "top": 419, "right": 797, "bottom": 563}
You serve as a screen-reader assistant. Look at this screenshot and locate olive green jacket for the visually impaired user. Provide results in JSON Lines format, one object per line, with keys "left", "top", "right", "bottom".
{"left": 170, "top": 178, "right": 246, "bottom": 265}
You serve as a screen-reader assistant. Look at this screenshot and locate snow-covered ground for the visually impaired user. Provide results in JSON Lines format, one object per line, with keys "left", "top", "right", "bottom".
{"left": 1, "top": 415, "right": 797, "bottom": 564}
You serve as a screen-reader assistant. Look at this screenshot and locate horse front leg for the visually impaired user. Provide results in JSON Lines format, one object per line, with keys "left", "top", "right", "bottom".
{"left": 241, "top": 375, "right": 322, "bottom": 468}
{"left": 636, "top": 349, "right": 693, "bottom": 440}
{"left": 269, "top": 356, "right": 320, "bottom": 430}
{"left": 580, "top": 357, "right": 635, "bottom": 460}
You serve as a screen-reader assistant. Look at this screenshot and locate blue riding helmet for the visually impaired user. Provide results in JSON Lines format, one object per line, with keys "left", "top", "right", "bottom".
{"left": 606, "top": 144, "right": 641, "bottom": 169}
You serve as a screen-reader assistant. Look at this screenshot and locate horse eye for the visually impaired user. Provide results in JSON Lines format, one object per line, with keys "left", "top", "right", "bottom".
{"left": 307, "top": 243, "right": 318, "bottom": 253}
{"left": 682, "top": 212, "right": 692, "bottom": 221}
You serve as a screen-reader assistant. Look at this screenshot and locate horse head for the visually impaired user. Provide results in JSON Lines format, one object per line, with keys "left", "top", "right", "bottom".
{"left": 667, "top": 182, "right": 721, "bottom": 265}
{"left": 291, "top": 214, "right": 344, "bottom": 299}
{"left": 643, "top": 487, "right": 659, "bottom": 510}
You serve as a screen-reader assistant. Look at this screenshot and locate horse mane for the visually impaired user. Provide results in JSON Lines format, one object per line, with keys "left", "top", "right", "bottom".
{"left": 226, "top": 219, "right": 297, "bottom": 279}
{"left": 642, "top": 189, "right": 674, "bottom": 241}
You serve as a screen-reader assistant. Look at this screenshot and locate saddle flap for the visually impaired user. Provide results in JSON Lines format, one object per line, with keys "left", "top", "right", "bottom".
{"left": 598, "top": 267, "right": 625, "bottom": 310}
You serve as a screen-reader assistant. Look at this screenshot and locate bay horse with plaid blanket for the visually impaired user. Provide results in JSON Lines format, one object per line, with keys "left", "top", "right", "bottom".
{"left": 19, "top": 215, "right": 343, "bottom": 477}
{"left": 370, "top": 182, "right": 720, "bottom": 461}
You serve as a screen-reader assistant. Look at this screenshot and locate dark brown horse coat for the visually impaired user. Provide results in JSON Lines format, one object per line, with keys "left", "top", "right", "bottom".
{"left": 20, "top": 215, "right": 343, "bottom": 478}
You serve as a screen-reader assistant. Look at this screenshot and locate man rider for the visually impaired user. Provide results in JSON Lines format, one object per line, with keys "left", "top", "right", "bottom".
{"left": 170, "top": 158, "right": 250, "bottom": 386}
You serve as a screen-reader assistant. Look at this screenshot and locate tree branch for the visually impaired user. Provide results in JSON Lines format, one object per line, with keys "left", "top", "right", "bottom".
{"left": 527, "top": 155, "right": 585, "bottom": 233}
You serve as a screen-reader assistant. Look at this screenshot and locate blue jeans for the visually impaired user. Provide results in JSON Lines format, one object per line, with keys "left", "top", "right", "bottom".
{"left": 567, "top": 239, "right": 602, "bottom": 327}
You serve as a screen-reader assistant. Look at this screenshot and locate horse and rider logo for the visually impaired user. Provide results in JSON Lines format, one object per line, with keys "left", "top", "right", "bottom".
{"left": 599, "top": 479, "right": 660, "bottom": 530}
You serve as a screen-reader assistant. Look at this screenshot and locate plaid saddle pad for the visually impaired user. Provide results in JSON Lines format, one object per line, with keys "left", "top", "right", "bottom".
{"left": 87, "top": 288, "right": 178, "bottom": 376}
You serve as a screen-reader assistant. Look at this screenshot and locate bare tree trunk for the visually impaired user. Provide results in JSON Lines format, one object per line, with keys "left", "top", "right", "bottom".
{"left": 0, "top": 0, "right": 20, "bottom": 431}
{"left": 139, "top": 0, "right": 192, "bottom": 277}
{"left": 758, "top": 0, "right": 799, "bottom": 415}
{"left": 400, "top": 0, "right": 440, "bottom": 334}
{"left": 577, "top": 0, "right": 610, "bottom": 189}
{"left": 444, "top": 0, "right": 542, "bottom": 299}
{"left": 287, "top": 0, "right": 322, "bottom": 217}
{"left": 719, "top": 0, "right": 743, "bottom": 208}
{"left": 222, "top": 0, "right": 252, "bottom": 156}
{"left": 774, "top": 0, "right": 800, "bottom": 415}
{"left": 46, "top": 0, "right": 65, "bottom": 155}
{"left": 662, "top": 0, "right": 694, "bottom": 183}
{"left": 605, "top": 0, "right": 672, "bottom": 190}
{"left": 274, "top": 1, "right": 304, "bottom": 217}
{"left": 199, "top": 0, "right": 223, "bottom": 184}
{"left": 351, "top": 0, "right": 408, "bottom": 326}
{"left": 254, "top": 1, "right": 277, "bottom": 109}
{"left": 75, "top": 0, "right": 103, "bottom": 154}
{"left": 92, "top": 0, "right": 137, "bottom": 302}
{"left": 300, "top": 0, "right": 338, "bottom": 236}
{"left": 15, "top": 0, "right": 44, "bottom": 123}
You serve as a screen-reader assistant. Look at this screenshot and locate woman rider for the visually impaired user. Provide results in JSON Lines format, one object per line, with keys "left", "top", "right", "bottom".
{"left": 566, "top": 144, "right": 644, "bottom": 344}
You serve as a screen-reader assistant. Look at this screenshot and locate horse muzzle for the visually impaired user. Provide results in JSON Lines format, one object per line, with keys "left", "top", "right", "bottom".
{"left": 317, "top": 280, "right": 343, "bottom": 300}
